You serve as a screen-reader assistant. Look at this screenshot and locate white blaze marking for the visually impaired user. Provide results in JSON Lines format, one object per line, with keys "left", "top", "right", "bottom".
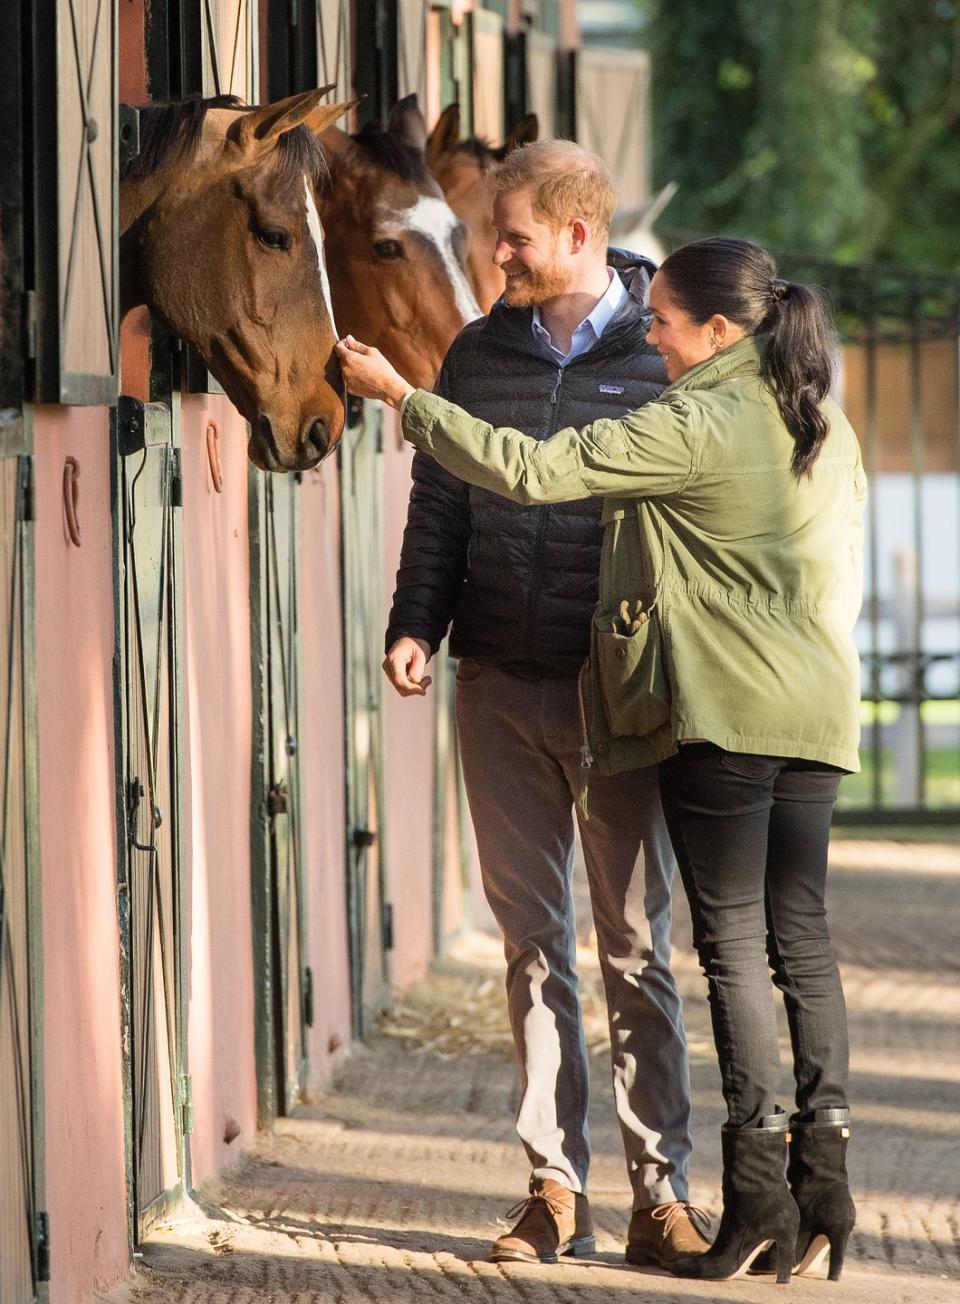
{"left": 304, "top": 176, "right": 337, "bottom": 335}
{"left": 400, "top": 195, "right": 482, "bottom": 325}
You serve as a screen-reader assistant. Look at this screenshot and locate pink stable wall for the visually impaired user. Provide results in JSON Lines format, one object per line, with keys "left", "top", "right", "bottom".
{"left": 298, "top": 463, "right": 353, "bottom": 1083}
{"left": 33, "top": 406, "right": 130, "bottom": 1302}
{"left": 380, "top": 417, "right": 437, "bottom": 991}
{"left": 179, "top": 396, "right": 258, "bottom": 1183}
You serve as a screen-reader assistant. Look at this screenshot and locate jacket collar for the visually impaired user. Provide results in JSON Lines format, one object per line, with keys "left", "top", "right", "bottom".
{"left": 662, "top": 333, "right": 769, "bottom": 396}
{"left": 482, "top": 246, "right": 658, "bottom": 361}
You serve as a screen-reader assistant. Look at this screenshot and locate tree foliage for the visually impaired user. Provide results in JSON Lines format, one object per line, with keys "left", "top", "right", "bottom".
{"left": 644, "top": 0, "right": 960, "bottom": 270}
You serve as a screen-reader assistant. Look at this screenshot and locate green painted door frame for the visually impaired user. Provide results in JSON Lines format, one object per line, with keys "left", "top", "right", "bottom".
{"left": 111, "top": 374, "right": 191, "bottom": 1243}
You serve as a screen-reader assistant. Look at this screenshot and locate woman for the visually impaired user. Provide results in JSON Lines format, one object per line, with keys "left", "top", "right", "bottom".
{"left": 335, "top": 237, "right": 863, "bottom": 1284}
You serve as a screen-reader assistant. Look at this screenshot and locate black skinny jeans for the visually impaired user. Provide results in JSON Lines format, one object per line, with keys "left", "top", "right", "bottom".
{"left": 658, "top": 744, "right": 850, "bottom": 1129}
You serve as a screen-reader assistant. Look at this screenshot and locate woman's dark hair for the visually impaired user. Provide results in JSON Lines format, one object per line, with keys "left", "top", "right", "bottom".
{"left": 658, "top": 237, "right": 838, "bottom": 477}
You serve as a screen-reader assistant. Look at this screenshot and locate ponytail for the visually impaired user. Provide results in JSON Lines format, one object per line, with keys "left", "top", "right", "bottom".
{"left": 658, "top": 238, "right": 838, "bottom": 478}
{"left": 764, "top": 281, "right": 836, "bottom": 478}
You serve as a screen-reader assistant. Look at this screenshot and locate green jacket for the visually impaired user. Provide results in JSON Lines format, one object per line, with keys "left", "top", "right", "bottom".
{"left": 402, "top": 334, "right": 866, "bottom": 775}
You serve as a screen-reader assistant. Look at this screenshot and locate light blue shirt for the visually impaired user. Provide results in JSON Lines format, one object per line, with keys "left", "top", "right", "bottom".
{"left": 531, "top": 268, "right": 629, "bottom": 366}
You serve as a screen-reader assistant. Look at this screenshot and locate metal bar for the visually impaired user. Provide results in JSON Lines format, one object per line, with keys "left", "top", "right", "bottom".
{"left": 109, "top": 416, "right": 137, "bottom": 1264}
{"left": 246, "top": 465, "right": 278, "bottom": 1126}
{"left": 203, "top": 0, "right": 222, "bottom": 96}
{"left": 288, "top": 476, "right": 309, "bottom": 1087}
{"left": 0, "top": 458, "right": 38, "bottom": 1292}
{"left": 166, "top": 367, "right": 189, "bottom": 1198}
{"left": 909, "top": 303, "right": 927, "bottom": 805}
{"left": 863, "top": 314, "right": 883, "bottom": 808}
{"left": 955, "top": 303, "right": 960, "bottom": 803}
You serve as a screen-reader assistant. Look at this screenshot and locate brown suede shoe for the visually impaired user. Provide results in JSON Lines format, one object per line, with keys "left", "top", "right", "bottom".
{"left": 491, "top": 1178, "right": 596, "bottom": 1263}
{"left": 626, "top": 1201, "right": 712, "bottom": 1267}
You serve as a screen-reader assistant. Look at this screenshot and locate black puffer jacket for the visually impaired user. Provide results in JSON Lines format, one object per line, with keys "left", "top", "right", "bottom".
{"left": 385, "top": 250, "right": 667, "bottom": 678}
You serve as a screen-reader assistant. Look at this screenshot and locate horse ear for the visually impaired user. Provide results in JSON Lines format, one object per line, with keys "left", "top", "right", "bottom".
{"left": 388, "top": 94, "right": 428, "bottom": 155}
{"left": 426, "top": 103, "right": 461, "bottom": 168}
{"left": 503, "top": 113, "right": 538, "bottom": 155}
{"left": 233, "top": 86, "right": 338, "bottom": 154}
{"left": 304, "top": 98, "right": 359, "bottom": 136}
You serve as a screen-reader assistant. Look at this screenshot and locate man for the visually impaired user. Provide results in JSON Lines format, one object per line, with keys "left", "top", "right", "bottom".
{"left": 383, "top": 140, "right": 708, "bottom": 1268}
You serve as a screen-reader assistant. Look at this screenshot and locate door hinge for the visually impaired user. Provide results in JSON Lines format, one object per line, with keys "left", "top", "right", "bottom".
{"left": 170, "top": 448, "right": 183, "bottom": 508}
{"left": 20, "top": 459, "right": 35, "bottom": 522}
{"left": 22, "top": 290, "right": 37, "bottom": 359}
{"left": 34, "top": 1210, "right": 51, "bottom": 1282}
{"left": 118, "top": 104, "right": 141, "bottom": 167}
{"left": 303, "top": 965, "right": 314, "bottom": 1027}
{"left": 180, "top": 1073, "right": 193, "bottom": 1135}
{"left": 382, "top": 901, "right": 394, "bottom": 951}
{"left": 289, "top": 0, "right": 300, "bottom": 26}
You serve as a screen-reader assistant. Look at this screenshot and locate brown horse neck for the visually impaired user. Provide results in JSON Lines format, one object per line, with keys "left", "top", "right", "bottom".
{"left": 119, "top": 181, "right": 155, "bottom": 317}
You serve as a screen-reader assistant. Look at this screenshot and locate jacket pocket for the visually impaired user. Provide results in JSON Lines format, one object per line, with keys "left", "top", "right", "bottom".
{"left": 456, "top": 657, "right": 484, "bottom": 684}
{"left": 593, "top": 599, "right": 671, "bottom": 738}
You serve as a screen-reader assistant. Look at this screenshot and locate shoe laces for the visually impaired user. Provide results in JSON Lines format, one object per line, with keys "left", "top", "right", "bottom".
{"left": 504, "top": 1188, "right": 570, "bottom": 1226}
{"left": 652, "top": 1201, "right": 711, "bottom": 1238}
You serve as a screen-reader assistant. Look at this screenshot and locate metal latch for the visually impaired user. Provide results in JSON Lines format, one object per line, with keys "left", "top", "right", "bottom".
{"left": 34, "top": 1210, "right": 51, "bottom": 1282}
{"left": 181, "top": 1073, "right": 193, "bottom": 1135}
{"left": 267, "top": 783, "right": 289, "bottom": 816}
{"left": 303, "top": 966, "right": 314, "bottom": 1027}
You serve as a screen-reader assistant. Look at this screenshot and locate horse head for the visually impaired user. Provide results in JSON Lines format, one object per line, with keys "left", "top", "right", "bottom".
{"left": 319, "top": 96, "right": 482, "bottom": 388}
{"left": 426, "top": 105, "right": 538, "bottom": 315}
{"left": 120, "top": 90, "right": 354, "bottom": 472}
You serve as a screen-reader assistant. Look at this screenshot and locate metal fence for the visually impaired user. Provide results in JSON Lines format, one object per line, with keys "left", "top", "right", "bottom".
{"left": 780, "top": 259, "right": 960, "bottom": 822}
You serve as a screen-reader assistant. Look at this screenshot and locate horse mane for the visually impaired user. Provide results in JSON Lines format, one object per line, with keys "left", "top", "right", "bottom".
{"left": 122, "top": 93, "right": 328, "bottom": 187}
{"left": 349, "top": 121, "right": 431, "bottom": 181}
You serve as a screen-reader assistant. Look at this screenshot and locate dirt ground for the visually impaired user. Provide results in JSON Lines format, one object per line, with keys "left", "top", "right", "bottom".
{"left": 125, "top": 834, "right": 960, "bottom": 1304}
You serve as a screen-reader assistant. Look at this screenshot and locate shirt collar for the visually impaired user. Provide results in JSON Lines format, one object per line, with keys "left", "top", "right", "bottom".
{"left": 531, "top": 268, "right": 628, "bottom": 356}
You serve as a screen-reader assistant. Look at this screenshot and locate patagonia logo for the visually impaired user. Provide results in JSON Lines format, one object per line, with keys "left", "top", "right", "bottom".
{"left": 598, "top": 384, "right": 624, "bottom": 395}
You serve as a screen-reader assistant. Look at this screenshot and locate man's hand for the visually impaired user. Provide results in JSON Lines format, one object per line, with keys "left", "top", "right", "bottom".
{"left": 335, "top": 335, "right": 415, "bottom": 409}
{"left": 383, "top": 636, "right": 433, "bottom": 696}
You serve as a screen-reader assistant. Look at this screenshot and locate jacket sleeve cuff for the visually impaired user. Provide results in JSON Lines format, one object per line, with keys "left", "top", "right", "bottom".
{"left": 400, "top": 388, "right": 444, "bottom": 449}
{"left": 398, "top": 389, "right": 416, "bottom": 420}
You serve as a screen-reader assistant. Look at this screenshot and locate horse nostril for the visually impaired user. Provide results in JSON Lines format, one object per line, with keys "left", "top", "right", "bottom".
{"left": 253, "top": 415, "right": 282, "bottom": 472}
{"left": 305, "top": 419, "right": 330, "bottom": 460}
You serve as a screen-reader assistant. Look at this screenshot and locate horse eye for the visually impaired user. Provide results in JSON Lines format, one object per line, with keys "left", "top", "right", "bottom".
{"left": 255, "top": 226, "right": 291, "bottom": 252}
{"left": 373, "top": 238, "right": 404, "bottom": 260}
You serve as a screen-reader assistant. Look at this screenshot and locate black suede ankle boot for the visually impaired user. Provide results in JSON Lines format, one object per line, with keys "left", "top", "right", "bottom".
{"left": 752, "top": 1108, "right": 856, "bottom": 1280}
{"left": 670, "top": 1114, "right": 799, "bottom": 1283}
{"left": 788, "top": 1110, "right": 856, "bottom": 1279}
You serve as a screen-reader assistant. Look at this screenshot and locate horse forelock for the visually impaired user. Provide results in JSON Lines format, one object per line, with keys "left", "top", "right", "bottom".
{"left": 453, "top": 135, "right": 501, "bottom": 166}
{"left": 123, "top": 94, "right": 329, "bottom": 192}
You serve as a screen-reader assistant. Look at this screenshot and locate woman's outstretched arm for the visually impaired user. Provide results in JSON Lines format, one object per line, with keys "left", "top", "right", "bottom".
{"left": 335, "top": 335, "right": 696, "bottom": 504}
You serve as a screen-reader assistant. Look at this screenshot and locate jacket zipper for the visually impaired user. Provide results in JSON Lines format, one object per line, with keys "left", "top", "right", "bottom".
{"left": 523, "top": 366, "right": 565, "bottom": 661}
{"left": 577, "top": 661, "right": 594, "bottom": 769}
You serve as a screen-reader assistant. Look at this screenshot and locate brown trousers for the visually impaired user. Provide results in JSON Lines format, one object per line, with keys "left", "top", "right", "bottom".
{"left": 455, "top": 660, "right": 692, "bottom": 1208}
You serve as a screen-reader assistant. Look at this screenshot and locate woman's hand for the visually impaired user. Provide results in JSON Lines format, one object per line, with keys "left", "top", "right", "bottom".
{"left": 334, "top": 336, "right": 415, "bottom": 410}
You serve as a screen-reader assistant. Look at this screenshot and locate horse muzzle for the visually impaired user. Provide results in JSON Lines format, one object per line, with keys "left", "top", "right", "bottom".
{"left": 249, "top": 413, "right": 336, "bottom": 473}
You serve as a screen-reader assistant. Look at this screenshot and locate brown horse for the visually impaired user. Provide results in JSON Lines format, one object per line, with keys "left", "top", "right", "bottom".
{"left": 426, "top": 104, "right": 538, "bottom": 314}
{"left": 121, "top": 89, "right": 353, "bottom": 472}
{"left": 319, "top": 97, "right": 482, "bottom": 388}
